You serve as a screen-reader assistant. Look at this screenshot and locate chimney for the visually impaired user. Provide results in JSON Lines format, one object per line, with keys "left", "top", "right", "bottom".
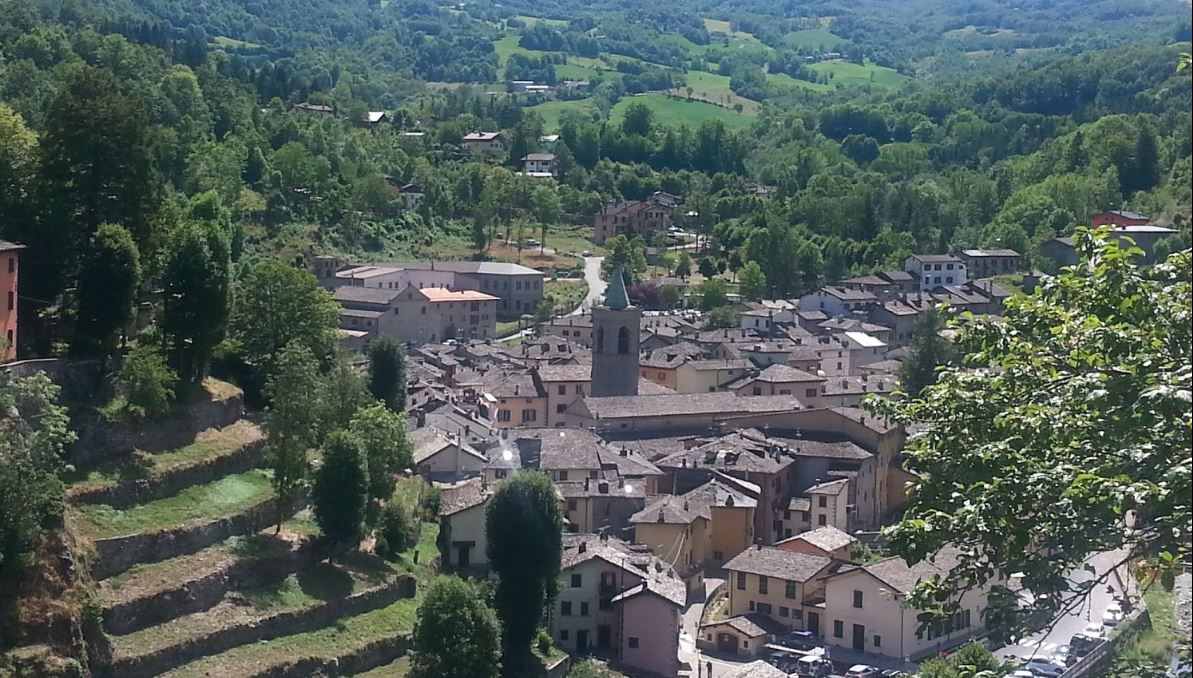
{"left": 415, "top": 409, "right": 427, "bottom": 428}
{"left": 620, "top": 448, "right": 628, "bottom": 457}
{"left": 598, "top": 480, "right": 609, "bottom": 494}
{"left": 578, "top": 541, "right": 587, "bottom": 554}
{"left": 755, "top": 539, "right": 763, "bottom": 550}
{"left": 682, "top": 458, "right": 688, "bottom": 468}
{"left": 683, "top": 500, "right": 689, "bottom": 511}
{"left": 657, "top": 510, "right": 665, "bottom": 523}
{"left": 585, "top": 477, "right": 590, "bottom": 491}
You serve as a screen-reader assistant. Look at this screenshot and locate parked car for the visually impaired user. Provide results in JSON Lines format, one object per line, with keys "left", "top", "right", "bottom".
{"left": 1083, "top": 622, "right": 1106, "bottom": 638}
{"left": 1050, "top": 644, "right": 1072, "bottom": 666}
{"left": 580, "top": 250, "right": 592, "bottom": 256}
{"left": 1004, "top": 672, "right": 1035, "bottom": 678}
{"left": 880, "top": 671, "right": 908, "bottom": 678}
{"left": 1021, "top": 658, "right": 1066, "bottom": 678}
{"left": 1069, "top": 632, "right": 1104, "bottom": 657}
{"left": 846, "top": 666, "right": 882, "bottom": 678}
{"left": 778, "top": 630, "right": 818, "bottom": 651}
{"left": 764, "top": 651, "right": 798, "bottom": 673}
{"left": 795, "top": 655, "right": 833, "bottom": 677}
{"left": 1101, "top": 602, "right": 1125, "bottom": 626}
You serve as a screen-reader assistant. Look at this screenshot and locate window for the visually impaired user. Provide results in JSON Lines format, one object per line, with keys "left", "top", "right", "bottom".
{"left": 522, "top": 409, "right": 537, "bottom": 423}
{"left": 6, "top": 291, "right": 12, "bottom": 311}
{"left": 792, "top": 609, "right": 803, "bottom": 620}
{"left": 567, "top": 500, "right": 577, "bottom": 511}
{"left": 628, "top": 637, "right": 639, "bottom": 648}
{"left": 495, "top": 469, "right": 507, "bottom": 479}
{"left": 580, "top": 602, "right": 589, "bottom": 616}
{"left": 497, "top": 410, "right": 511, "bottom": 422}
{"left": 561, "top": 629, "right": 569, "bottom": 641}
{"left": 753, "top": 387, "right": 762, "bottom": 396}
{"left": 561, "top": 601, "right": 573, "bottom": 615}
{"left": 853, "top": 591, "right": 864, "bottom": 608}
{"left": 736, "top": 573, "right": 746, "bottom": 590}
{"left": 617, "top": 327, "right": 630, "bottom": 354}
{"left": 6, "top": 257, "right": 12, "bottom": 273}
{"left": 833, "top": 621, "right": 844, "bottom": 638}
{"left": 757, "top": 603, "right": 772, "bottom": 615}
{"left": 556, "top": 404, "right": 567, "bottom": 414}
{"left": 570, "top": 574, "right": 582, "bottom": 588}
{"left": 558, "top": 385, "right": 566, "bottom": 395}
{"left": 874, "top": 635, "right": 882, "bottom": 647}
{"left": 779, "top": 606, "right": 789, "bottom": 618}
{"left": 785, "top": 582, "right": 797, "bottom": 599}
{"left": 817, "top": 514, "right": 827, "bottom": 526}
{"left": 714, "top": 550, "right": 723, "bottom": 561}
{"left": 748, "top": 601, "right": 755, "bottom": 612}
{"left": 758, "top": 576, "right": 768, "bottom": 594}
{"left": 818, "top": 496, "right": 827, "bottom": 508}
{"left": 559, "top": 471, "right": 569, "bottom": 481}
{"left": 805, "top": 388, "right": 817, "bottom": 398}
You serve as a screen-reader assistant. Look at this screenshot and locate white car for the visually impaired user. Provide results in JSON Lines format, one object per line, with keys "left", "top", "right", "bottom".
{"left": 1083, "top": 622, "right": 1106, "bottom": 638}
{"left": 1021, "top": 659, "right": 1066, "bottom": 678}
{"left": 1101, "top": 602, "right": 1124, "bottom": 626}
{"left": 846, "top": 666, "right": 881, "bottom": 678}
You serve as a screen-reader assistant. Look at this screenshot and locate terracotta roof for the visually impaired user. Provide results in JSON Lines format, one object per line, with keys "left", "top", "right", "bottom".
{"left": 420, "top": 288, "right": 499, "bottom": 302}
{"left": 723, "top": 546, "right": 834, "bottom": 582}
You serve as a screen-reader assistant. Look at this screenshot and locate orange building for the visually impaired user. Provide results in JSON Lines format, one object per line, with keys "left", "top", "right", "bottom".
{"left": 0, "top": 239, "right": 24, "bottom": 362}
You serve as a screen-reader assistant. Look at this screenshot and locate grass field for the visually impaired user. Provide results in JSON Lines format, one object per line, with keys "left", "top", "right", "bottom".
{"left": 808, "top": 59, "right": 908, "bottom": 88}
{"left": 672, "top": 70, "right": 761, "bottom": 116}
{"left": 493, "top": 33, "right": 535, "bottom": 67}
{"left": 702, "top": 18, "right": 763, "bottom": 46}
{"left": 528, "top": 99, "right": 599, "bottom": 131}
{"left": 782, "top": 28, "right": 847, "bottom": 50}
{"left": 71, "top": 469, "right": 274, "bottom": 539}
{"left": 212, "top": 36, "right": 261, "bottom": 49}
{"left": 544, "top": 224, "right": 604, "bottom": 257}
{"left": 159, "top": 524, "right": 439, "bottom": 678}
{"left": 766, "top": 71, "right": 833, "bottom": 93}
{"left": 611, "top": 94, "right": 753, "bottom": 130}
{"left": 66, "top": 421, "right": 262, "bottom": 488}
{"left": 545, "top": 280, "right": 589, "bottom": 314}
{"left": 514, "top": 14, "right": 568, "bottom": 27}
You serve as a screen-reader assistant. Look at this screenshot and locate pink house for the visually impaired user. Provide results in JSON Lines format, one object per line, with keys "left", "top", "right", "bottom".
{"left": 551, "top": 534, "right": 685, "bottom": 676}
{"left": 0, "top": 239, "right": 23, "bottom": 362}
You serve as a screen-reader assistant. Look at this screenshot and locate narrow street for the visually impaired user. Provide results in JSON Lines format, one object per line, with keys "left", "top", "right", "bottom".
{"left": 995, "top": 549, "right": 1137, "bottom": 663}
{"left": 571, "top": 255, "right": 606, "bottom": 316}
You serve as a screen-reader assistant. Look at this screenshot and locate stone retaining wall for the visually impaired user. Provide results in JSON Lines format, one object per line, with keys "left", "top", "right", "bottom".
{"left": 90, "top": 492, "right": 307, "bottom": 581}
{"left": 248, "top": 635, "right": 413, "bottom": 677}
{"left": 106, "top": 575, "right": 417, "bottom": 678}
{"left": 70, "top": 385, "right": 244, "bottom": 466}
{"left": 102, "top": 537, "right": 323, "bottom": 635}
{"left": 69, "top": 436, "right": 266, "bottom": 508}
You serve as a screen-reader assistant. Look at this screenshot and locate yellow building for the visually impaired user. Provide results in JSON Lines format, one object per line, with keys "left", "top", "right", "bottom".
{"left": 723, "top": 545, "right": 839, "bottom": 636}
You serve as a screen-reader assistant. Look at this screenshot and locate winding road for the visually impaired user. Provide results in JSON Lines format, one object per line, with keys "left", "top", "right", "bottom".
{"left": 570, "top": 255, "right": 606, "bottom": 316}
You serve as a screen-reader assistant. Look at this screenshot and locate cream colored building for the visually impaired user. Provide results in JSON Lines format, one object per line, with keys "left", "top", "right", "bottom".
{"left": 723, "top": 546, "right": 839, "bottom": 636}
{"left": 821, "top": 547, "right": 990, "bottom": 660}
{"left": 536, "top": 364, "right": 590, "bottom": 427}
{"left": 807, "top": 478, "right": 850, "bottom": 531}
{"left": 438, "top": 479, "right": 493, "bottom": 572}
{"left": 411, "top": 428, "right": 487, "bottom": 480}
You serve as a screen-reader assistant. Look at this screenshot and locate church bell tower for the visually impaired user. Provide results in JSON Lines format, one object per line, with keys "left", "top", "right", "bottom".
{"left": 590, "top": 267, "right": 640, "bottom": 397}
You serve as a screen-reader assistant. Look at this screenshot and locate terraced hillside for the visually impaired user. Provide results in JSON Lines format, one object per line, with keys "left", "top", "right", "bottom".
{"left": 61, "top": 382, "right": 437, "bottom": 678}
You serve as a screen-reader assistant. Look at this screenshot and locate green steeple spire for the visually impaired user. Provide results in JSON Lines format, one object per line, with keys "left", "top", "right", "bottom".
{"left": 605, "top": 266, "right": 631, "bottom": 310}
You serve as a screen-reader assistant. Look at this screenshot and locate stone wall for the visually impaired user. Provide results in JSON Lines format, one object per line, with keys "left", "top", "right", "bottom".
{"left": 70, "top": 383, "right": 244, "bottom": 466}
{"left": 69, "top": 436, "right": 265, "bottom": 508}
{"left": 90, "top": 492, "right": 307, "bottom": 581}
{"left": 249, "top": 635, "right": 413, "bottom": 677}
{"left": 2, "top": 357, "right": 105, "bottom": 402}
{"left": 102, "top": 537, "right": 323, "bottom": 635}
{"left": 105, "top": 575, "right": 417, "bottom": 678}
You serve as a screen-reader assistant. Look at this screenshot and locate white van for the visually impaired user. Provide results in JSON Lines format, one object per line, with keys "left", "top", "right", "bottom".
{"left": 796, "top": 655, "right": 833, "bottom": 678}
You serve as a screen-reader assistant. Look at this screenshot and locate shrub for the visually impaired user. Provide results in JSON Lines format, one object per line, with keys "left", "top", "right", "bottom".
{"left": 375, "top": 501, "right": 420, "bottom": 560}
{"left": 536, "top": 628, "right": 553, "bottom": 655}
{"left": 420, "top": 485, "right": 442, "bottom": 519}
{"left": 117, "top": 344, "right": 178, "bottom": 418}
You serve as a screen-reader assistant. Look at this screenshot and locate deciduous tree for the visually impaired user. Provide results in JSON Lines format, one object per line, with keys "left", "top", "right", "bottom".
{"left": 868, "top": 231, "right": 1192, "bottom": 644}
{"left": 312, "top": 430, "right": 370, "bottom": 551}
{"left": 74, "top": 224, "right": 140, "bottom": 354}
{"left": 232, "top": 260, "right": 339, "bottom": 377}
{"left": 264, "top": 342, "right": 321, "bottom": 531}
{"left": 486, "top": 471, "right": 563, "bottom": 675}
{"left": 349, "top": 403, "right": 413, "bottom": 504}
{"left": 737, "top": 260, "right": 767, "bottom": 301}
{"left": 161, "top": 218, "right": 231, "bottom": 385}
{"left": 409, "top": 576, "right": 501, "bottom": 678}
{"left": 368, "top": 335, "right": 407, "bottom": 411}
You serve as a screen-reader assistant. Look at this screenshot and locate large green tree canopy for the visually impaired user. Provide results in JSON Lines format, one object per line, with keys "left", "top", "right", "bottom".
{"left": 870, "top": 229, "right": 1191, "bottom": 643}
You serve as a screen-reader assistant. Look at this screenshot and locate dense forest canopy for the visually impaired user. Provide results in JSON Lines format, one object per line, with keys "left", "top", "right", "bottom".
{"left": 0, "top": 0, "right": 1189, "bottom": 356}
